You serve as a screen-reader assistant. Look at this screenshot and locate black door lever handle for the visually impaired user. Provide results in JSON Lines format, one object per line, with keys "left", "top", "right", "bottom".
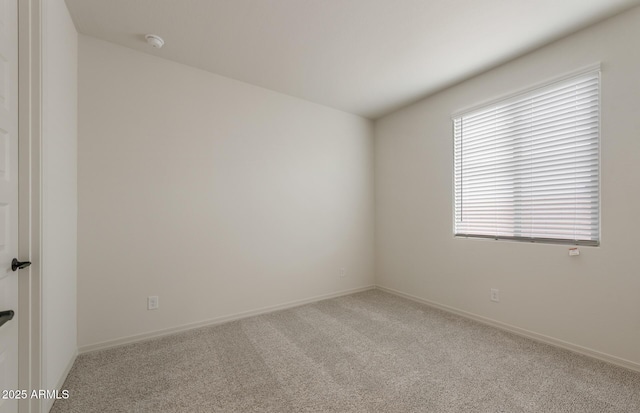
{"left": 11, "top": 258, "right": 31, "bottom": 271}
{"left": 0, "top": 310, "right": 14, "bottom": 328}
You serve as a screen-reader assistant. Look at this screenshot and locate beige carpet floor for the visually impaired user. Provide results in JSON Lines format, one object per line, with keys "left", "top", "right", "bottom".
{"left": 52, "top": 290, "right": 640, "bottom": 412}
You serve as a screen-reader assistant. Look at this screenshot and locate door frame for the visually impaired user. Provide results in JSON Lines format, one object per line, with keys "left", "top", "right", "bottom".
{"left": 17, "top": 0, "right": 42, "bottom": 412}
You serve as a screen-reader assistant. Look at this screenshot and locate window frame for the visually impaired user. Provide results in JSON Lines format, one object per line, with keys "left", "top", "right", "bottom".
{"left": 451, "top": 65, "right": 601, "bottom": 246}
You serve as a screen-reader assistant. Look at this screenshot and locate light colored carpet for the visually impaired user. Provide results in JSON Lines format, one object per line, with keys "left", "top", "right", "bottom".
{"left": 52, "top": 290, "right": 640, "bottom": 412}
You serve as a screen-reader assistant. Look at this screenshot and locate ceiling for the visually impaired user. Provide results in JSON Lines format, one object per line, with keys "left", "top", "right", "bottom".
{"left": 65, "top": 0, "right": 640, "bottom": 119}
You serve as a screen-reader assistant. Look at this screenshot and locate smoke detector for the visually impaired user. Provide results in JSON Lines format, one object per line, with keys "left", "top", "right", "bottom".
{"left": 145, "top": 34, "right": 164, "bottom": 49}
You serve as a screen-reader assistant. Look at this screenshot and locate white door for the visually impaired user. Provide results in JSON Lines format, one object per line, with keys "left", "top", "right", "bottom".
{"left": 0, "top": 0, "right": 19, "bottom": 412}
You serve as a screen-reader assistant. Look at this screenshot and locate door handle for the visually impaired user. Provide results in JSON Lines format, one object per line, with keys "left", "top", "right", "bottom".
{"left": 11, "top": 258, "right": 31, "bottom": 271}
{"left": 0, "top": 310, "right": 14, "bottom": 328}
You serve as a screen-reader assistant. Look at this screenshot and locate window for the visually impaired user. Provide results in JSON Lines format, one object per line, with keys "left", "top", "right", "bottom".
{"left": 453, "top": 68, "right": 600, "bottom": 246}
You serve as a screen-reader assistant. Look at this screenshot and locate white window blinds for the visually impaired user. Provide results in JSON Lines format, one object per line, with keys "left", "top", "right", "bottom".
{"left": 453, "top": 70, "right": 600, "bottom": 246}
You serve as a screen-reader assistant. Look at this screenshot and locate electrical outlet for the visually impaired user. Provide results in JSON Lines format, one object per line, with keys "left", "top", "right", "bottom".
{"left": 490, "top": 289, "right": 500, "bottom": 303}
{"left": 148, "top": 296, "right": 159, "bottom": 310}
{"left": 339, "top": 267, "right": 347, "bottom": 278}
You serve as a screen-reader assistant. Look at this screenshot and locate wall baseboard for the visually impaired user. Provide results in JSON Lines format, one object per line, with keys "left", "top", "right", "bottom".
{"left": 79, "top": 285, "right": 375, "bottom": 354}
{"left": 375, "top": 285, "right": 640, "bottom": 373}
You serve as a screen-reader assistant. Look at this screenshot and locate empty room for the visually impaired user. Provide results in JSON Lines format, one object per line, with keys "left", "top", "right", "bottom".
{"left": 2, "top": 0, "right": 640, "bottom": 412}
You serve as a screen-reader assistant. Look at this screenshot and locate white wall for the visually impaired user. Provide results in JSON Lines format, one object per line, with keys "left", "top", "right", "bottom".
{"left": 77, "top": 36, "right": 374, "bottom": 349}
{"left": 375, "top": 7, "right": 640, "bottom": 367}
{"left": 41, "top": 0, "right": 78, "bottom": 407}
